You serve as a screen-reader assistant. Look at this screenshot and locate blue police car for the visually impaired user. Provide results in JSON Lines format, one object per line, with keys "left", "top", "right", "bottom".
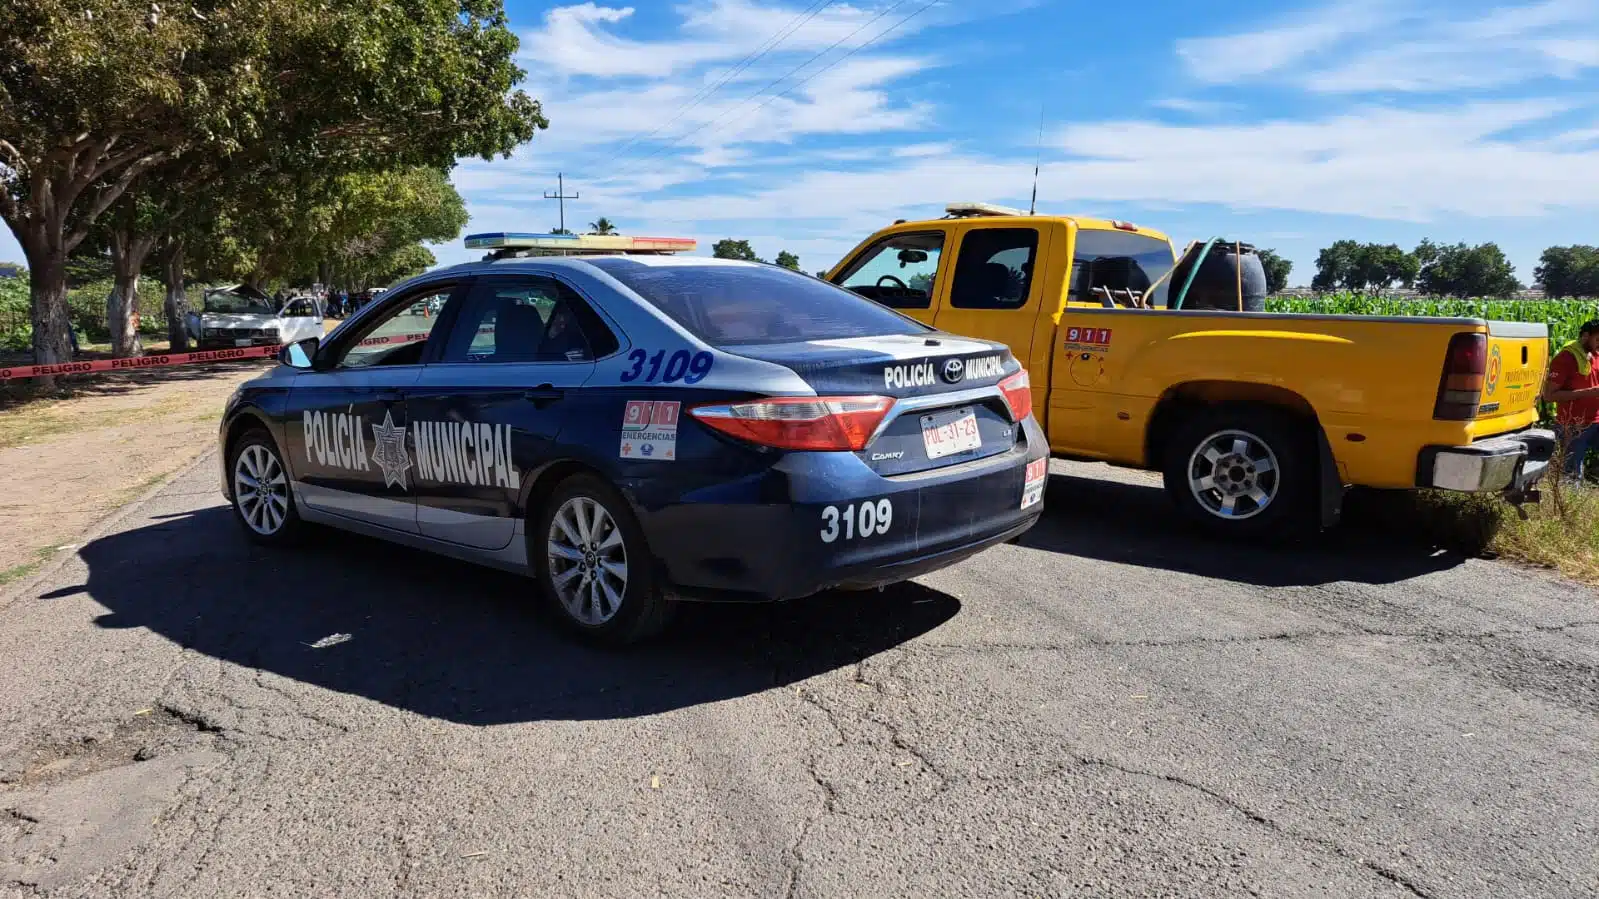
{"left": 218, "top": 235, "right": 1048, "bottom": 643}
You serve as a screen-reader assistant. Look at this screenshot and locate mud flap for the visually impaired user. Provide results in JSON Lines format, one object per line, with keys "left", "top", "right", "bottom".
{"left": 1317, "top": 427, "right": 1346, "bottom": 530}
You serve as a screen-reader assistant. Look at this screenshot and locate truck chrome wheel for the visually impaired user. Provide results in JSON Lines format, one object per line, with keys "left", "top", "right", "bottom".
{"left": 547, "top": 496, "right": 629, "bottom": 626}
{"left": 1187, "top": 429, "right": 1280, "bottom": 520}
{"left": 234, "top": 444, "right": 290, "bottom": 535}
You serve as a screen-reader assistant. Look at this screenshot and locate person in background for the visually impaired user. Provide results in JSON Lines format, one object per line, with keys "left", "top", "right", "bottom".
{"left": 1543, "top": 318, "right": 1599, "bottom": 479}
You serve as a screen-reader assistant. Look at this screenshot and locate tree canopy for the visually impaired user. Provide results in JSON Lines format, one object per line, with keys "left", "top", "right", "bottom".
{"left": 588, "top": 218, "right": 617, "bottom": 235}
{"left": 712, "top": 239, "right": 761, "bottom": 262}
{"left": 775, "top": 250, "right": 800, "bottom": 271}
{"left": 1256, "top": 248, "right": 1292, "bottom": 294}
{"left": 1311, "top": 241, "right": 1417, "bottom": 292}
{"left": 1414, "top": 240, "right": 1521, "bottom": 298}
{"left": 1535, "top": 246, "right": 1599, "bottom": 298}
{"left": 2, "top": 0, "right": 546, "bottom": 364}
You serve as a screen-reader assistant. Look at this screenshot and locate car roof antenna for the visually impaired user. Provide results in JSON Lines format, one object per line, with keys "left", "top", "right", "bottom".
{"left": 1029, "top": 98, "right": 1044, "bottom": 216}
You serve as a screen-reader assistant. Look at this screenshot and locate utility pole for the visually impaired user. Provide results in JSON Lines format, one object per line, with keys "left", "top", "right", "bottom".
{"left": 543, "top": 173, "right": 579, "bottom": 234}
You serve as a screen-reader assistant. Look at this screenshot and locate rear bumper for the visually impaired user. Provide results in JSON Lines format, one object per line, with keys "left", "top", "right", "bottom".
{"left": 638, "top": 416, "right": 1048, "bottom": 602}
{"left": 1417, "top": 428, "right": 1555, "bottom": 495}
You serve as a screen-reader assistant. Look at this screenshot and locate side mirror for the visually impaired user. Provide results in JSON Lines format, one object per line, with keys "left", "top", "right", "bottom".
{"left": 281, "top": 336, "right": 320, "bottom": 370}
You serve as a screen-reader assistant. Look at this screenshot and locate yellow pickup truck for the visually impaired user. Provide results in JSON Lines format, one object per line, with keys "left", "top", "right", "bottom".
{"left": 825, "top": 203, "right": 1555, "bottom": 537}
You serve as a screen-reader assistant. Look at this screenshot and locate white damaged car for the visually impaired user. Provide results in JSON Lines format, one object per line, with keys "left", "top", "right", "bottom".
{"left": 187, "top": 285, "right": 323, "bottom": 350}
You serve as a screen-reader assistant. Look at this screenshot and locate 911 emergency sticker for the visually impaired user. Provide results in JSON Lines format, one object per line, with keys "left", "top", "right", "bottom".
{"left": 620, "top": 400, "right": 680, "bottom": 460}
{"left": 1063, "top": 327, "right": 1113, "bottom": 352}
{"left": 1021, "top": 458, "right": 1048, "bottom": 510}
{"left": 820, "top": 498, "right": 893, "bottom": 543}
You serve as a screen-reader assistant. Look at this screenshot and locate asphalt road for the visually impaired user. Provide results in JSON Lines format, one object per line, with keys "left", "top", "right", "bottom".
{"left": 1, "top": 456, "right": 1595, "bottom": 898}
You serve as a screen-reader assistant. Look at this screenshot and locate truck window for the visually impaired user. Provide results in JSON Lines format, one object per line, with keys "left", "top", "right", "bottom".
{"left": 949, "top": 228, "right": 1037, "bottom": 309}
{"left": 1067, "top": 230, "right": 1175, "bottom": 308}
{"left": 836, "top": 232, "right": 944, "bottom": 309}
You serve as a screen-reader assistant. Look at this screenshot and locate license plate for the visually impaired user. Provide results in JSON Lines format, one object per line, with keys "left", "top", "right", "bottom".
{"left": 234, "top": 338, "right": 252, "bottom": 347}
{"left": 921, "top": 407, "right": 981, "bottom": 460}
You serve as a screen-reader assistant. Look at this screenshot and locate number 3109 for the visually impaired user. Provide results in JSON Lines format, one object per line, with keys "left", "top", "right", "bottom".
{"left": 820, "top": 499, "right": 893, "bottom": 543}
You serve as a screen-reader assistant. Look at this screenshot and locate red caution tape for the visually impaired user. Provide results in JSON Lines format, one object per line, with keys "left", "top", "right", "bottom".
{"left": 0, "top": 344, "right": 283, "bottom": 382}
{"left": 0, "top": 328, "right": 486, "bottom": 382}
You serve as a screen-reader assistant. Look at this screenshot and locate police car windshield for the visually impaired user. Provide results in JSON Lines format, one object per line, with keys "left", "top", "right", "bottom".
{"left": 588, "top": 258, "right": 929, "bottom": 347}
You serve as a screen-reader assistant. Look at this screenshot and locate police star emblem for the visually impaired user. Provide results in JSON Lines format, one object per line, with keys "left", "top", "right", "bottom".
{"left": 369, "top": 410, "right": 412, "bottom": 490}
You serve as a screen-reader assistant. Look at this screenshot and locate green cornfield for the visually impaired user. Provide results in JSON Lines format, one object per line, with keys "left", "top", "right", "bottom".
{"left": 1265, "top": 293, "right": 1599, "bottom": 350}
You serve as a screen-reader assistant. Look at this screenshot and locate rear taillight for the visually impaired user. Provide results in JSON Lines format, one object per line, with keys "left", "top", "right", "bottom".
{"left": 999, "top": 369, "right": 1033, "bottom": 421}
{"left": 690, "top": 396, "right": 893, "bottom": 451}
{"left": 1434, "top": 332, "right": 1486, "bottom": 421}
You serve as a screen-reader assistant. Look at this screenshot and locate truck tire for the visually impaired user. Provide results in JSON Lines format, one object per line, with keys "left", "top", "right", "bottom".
{"left": 1162, "top": 407, "right": 1314, "bottom": 539}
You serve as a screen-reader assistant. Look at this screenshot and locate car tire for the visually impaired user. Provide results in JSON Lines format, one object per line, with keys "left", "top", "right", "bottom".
{"left": 1162, "top": 406, "right": 1314, "bottom": 540}
{"left": 532, "top": 474, "right": 674, "bottom": 645}
{"left": 228, "top": 428, "right": 304, "bottom": 545}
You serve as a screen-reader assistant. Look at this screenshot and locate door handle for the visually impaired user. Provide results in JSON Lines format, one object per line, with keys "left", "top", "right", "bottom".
{"left": 375, "top": 391, "right": 403, "bottom": 403}
{"left": 523, "top": 385, "right": 564, "bottom": 407}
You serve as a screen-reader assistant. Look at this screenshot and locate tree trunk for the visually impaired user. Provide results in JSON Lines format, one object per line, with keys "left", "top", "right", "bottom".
{"left": 28, "top": 248, "right": 74, "bottom": 367}
{"left": 162, "top": 240, "right": 190, "bottom": 352}
{"left": 106, "top": 230, "right": 155, "bottom": 358}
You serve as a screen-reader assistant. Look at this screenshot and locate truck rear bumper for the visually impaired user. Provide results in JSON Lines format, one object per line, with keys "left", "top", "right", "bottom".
{"left": 1418, "top": 428, "right": 1555, "bottom": 495}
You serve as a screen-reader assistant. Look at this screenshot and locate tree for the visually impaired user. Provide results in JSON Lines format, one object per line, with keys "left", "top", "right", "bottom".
{"left": 1415, "top": 241, "right": 1521, "bottom": 298}
{"left": 1312, "top": 240, "right": 1359, "bottom": 291}
{"left": 712, "top": 239, "right": 761, "bottom": 262}
{"left": 1311, "top": 240, "right": 1415, "bottom": 291}
{"left": 775, "top": 250, "right": 800, "bottom": 271}
{"left": 1256, "top": 248, "right": 1293, "bottom": 294}
{"left": 550, "top": 228, "right": 573, "bottom": 236}
{"left": 588, "top": 218, "right": 618, "bottom": 235}
{"left": 1535, "top": 246, "right": 1599, "bottom": 298}
{"left": 1, "top": 0, "right": 545, "bottom": 370}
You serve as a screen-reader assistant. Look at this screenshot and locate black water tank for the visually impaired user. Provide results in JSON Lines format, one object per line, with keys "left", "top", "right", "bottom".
{"left": 1170, "top": 241, "right": 1267, "bottom": 312}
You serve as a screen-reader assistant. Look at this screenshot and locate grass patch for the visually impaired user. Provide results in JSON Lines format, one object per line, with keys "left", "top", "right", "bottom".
{"left": 0, "top": 393, "right": 191, "bottom": 449}
{"left": 1376, "top": 484, "right": 1599, "bottom": 584}
{"left": 0, "top": 546, "right": 65, "bottom": 587}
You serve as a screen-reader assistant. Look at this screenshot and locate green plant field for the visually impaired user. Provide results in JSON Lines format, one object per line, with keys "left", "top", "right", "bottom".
{"left": 1266, "top": 293, "right": 1599, "bottom": 349}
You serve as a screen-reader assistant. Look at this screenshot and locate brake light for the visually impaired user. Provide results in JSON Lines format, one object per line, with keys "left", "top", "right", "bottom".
{"left": 1111, "top": 220, "right": 1139, "bottom": 232}
{"left": 1433, "top": 332, "right": 1486, "bottom": 421}
{"left": 690, "top": 396, "right": 893, "bottom": 451}
{"left": 999, "top": 369, "right": 1033, "bottom": 421}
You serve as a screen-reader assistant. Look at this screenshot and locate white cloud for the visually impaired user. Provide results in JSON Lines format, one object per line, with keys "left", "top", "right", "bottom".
{"left": 1178, "top": 0, "right": 1599, "bottom": 93}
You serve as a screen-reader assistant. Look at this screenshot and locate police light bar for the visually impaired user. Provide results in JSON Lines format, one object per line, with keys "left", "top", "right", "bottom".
{"left": 464, "top": 232, "right": 696, "bottom": 255}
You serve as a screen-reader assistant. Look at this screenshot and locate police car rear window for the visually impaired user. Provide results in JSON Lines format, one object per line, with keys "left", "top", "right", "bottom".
{"left": 586, "top": 259, "right": 929, "bottom": 347}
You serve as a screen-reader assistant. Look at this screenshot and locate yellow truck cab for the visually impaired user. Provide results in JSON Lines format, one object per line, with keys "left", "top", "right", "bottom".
{"left": 826, "top": 203, "right": 1555, "bottom": 536}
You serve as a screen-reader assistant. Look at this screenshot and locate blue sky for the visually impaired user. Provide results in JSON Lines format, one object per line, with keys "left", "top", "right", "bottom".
{"left": 6, "top": 0, "right": 1598, "bottom": 287}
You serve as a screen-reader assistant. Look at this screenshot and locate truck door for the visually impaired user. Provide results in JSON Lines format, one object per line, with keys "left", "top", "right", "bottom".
{"left": 830, "top": 229, "right": 949, "bottom": 327}
{"left": 931, "top": 224, "right": 1052, "bottom": 383}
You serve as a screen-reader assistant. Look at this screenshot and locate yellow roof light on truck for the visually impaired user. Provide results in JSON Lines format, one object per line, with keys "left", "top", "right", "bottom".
{"left": 944, "top": 202, "right": 1025, "bottom": 218}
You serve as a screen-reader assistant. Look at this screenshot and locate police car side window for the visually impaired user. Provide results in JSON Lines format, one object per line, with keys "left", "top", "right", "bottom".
{"left": 336, "top": 287, "right": 455, "bottom": 369}
{"left": 441, "top": 277, "right": 617, "bottom": 364}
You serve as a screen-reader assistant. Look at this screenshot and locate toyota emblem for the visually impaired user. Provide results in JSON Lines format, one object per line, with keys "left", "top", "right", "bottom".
{"left": 940, "top": 358, "right": 965, "bottom": 383}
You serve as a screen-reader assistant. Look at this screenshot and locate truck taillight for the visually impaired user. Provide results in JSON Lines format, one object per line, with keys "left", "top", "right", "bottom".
{"left": 690, "top": 396, "right": 893, "bottom": 451}
{"left": 1434, "top": 332, "right": 1486, "bottom": 421}
{"left": 999, "top": 369, "right": 1033, "bottom": 421}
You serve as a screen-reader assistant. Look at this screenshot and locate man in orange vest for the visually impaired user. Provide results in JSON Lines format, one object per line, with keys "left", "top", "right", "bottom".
{"left": 1543, "top": 319, "right": 1599, "bottom": 479}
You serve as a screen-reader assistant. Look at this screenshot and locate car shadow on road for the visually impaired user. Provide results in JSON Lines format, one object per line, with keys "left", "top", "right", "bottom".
{"left": 1021, "top": 472, "right": 1466, "bottom": 587}
{"left": 69, "top": 507, "right": 960, "bottom": 726}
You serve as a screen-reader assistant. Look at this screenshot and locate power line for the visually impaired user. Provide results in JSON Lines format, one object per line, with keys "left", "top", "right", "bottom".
{"left": 605, "top": 0, "right": 927, "bottom": 182}
{"left": 600, "top": 0, "right": 841, "bottom": 165}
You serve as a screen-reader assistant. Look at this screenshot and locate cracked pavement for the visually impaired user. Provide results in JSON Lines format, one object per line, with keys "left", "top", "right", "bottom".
{"left": 0, "top": 456, "right": 1595, "bottom": 898}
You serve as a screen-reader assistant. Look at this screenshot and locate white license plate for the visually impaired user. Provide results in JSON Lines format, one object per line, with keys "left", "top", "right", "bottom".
{"left": 921, "top": 407, "right": 981, "bottom": 460}
{"left": 234, "top": 338, "right": 253, "bottom": 346}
